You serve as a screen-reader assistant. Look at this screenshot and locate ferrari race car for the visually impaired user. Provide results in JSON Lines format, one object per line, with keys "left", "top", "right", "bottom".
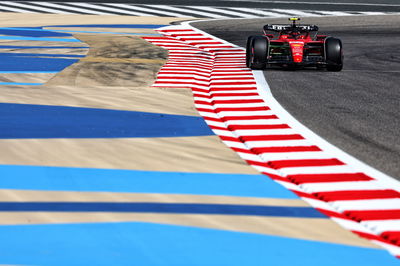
{"left": 246, "top": 17, "right": 343, "bottom": 71}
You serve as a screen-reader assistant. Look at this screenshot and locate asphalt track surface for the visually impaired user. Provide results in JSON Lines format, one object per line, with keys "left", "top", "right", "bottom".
{"left": 16, "top": 0, "right": 400, "bottom": 12}
{"left": 193, "top": 15, "right": 400, "bottom": 179}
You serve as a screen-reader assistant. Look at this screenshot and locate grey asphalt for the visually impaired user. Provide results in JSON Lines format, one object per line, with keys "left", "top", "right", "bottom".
{"left": 15, "top": 0, "right": 400, "bottom": 12}
{"left": 192, "top": 15, "right": 400, "bottom": 179}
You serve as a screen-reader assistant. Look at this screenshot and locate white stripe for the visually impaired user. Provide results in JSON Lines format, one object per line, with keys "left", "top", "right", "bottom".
{"left": 245, "top": 139, "right": 312, "bottom": 148}
{"left": 332, "top": 217, "right": 375, "bottom": 234}
{"left": 259, "top": 151, "right": 332, "bottom": 161}
{"left": 210, "top": 90, "right": 258, "bottom": 94}
{"left": 316, "top": 11, "right": 354, "bottom": 16}
{"left": 224, "top": 119, "right": 284, "bottom": 125}
{"left": 274, "top": 180, "right": 300, "bottom": 191}
{"left": 235, "top": 152, "right": 265, "bottom": 162}
{"left": 215, "top": 110, "right": 274, "bottom": 116}
{"left": 189, "top": 6, "right": 259, "bottom": 18}
{"left": 229, "top": 7, "right": 287, "bottom": 17}
{"left": 301, "top": 197, "right": 336, "bottom": 211}
{"left": 2, "top": 1, "right": 73, "bottom": 14}
{"left": 300, "top": 180, "right": 386, "bottom": 193}
{"left": 146, "top": 5, "right": 228, "bottom": 19}
{"left": 331, "top": 199, "right": 400, "bottom": 211}
{"left": 105, "top": 3, "right": 189, "bottom": 17}
{"left": 221, "top": 140, "right": 249, "bottom": 149}
{"left": 270, "top": 9, "right": 320, "bottom": 17}
{"left": 233, "top": 128, "right": 297, "bottom": 136}
{"left": 0, "top": 4, "right": 36, "bottom": 13}
{"left": 68, "top": 3, "right": 158, "bottom": 16}
{"left": 280, "top": 165, "right": 358, "bottom": 175}
{"left": 202, "top": 120, "right": 226, "bottom": 128}
{"left": 33, "top": 2, "right": 112, "bottom": 15}
{"left": 362, "top": 220, "right": 400, "bottom": 234}
{"left": 195, "top": 96, "right": 261, "bottom": 101}
{"left": 371, "top": 240, "right": 400, "bottom": 257}
{"left": 200, "top": 112, "right": 220, "bottom": 119}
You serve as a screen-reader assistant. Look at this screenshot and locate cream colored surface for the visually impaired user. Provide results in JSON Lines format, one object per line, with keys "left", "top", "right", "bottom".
{"left": 0, "top": 73, "right": 56, "bottom": 84}
{"left": 0, "top": 13, "right": 191, "bottom": 27}
{"left": 0, "top": 212, "right": 378, "bottom": 248}
{"left": 0, "top": 137, "right": 257, "bottom": 173}
{"left": 0, "top": 190, "right": 308, "bottom": 206}
{"left": 0, "top": 85, "right": 199, "bottom": 115}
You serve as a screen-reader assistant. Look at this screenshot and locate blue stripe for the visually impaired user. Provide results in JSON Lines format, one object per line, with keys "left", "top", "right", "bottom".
{"left": 0, "top": 103, "right": 213, "bottom": 138}
{"left": 0, "top": 27, "right": 71, "bottom": 37}
{"left": 52, "top": 29, "right": 162, "bottom": 36}
{"left": 0, "top": 165, "right": 297, "bottom": 198}
{"left": 0, "top": 202, "right": 325, "bottom": 218}
{"left": 0, "top": 57, "right": 78, "bottom": 71}
{"left": 47, "top": 24, "right": 167, "bottom": 29}
{"left": 0, "top": 46, "right": 88, "bottom": 49}
{"left": 0, "top": 36, "right": 81, "bottom": 42}
{"left": 0, "top": 52, "right": 85, "bottom": 58}
{"left": 0, "top": 82, "right": 43, "bottom": 86}
{"left": 0, "top": 71, "right": 58, "bottom": 73}
{"left": 0, "top": 222, "right": 398, "bottom": 266}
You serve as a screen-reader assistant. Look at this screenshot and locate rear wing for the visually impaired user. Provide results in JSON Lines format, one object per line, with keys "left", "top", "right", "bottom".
{"left": 263, "top": 24, "right": 319, "bottom": 33}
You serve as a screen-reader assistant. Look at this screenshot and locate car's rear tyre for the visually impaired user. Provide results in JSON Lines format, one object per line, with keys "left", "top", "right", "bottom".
{"left": 247, "top": 36, "right": 268, "bottom": 70}
{"left": 246, "top": 36, "right": 255, "bottom": 68}
{"left": 325, "top": 37, "right": 343, "bottom": 71}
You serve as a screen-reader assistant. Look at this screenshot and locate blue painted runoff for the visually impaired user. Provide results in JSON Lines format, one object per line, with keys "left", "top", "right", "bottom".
{"left": 0, "top": 36, "right": 80, "bottom": 42}
{"left": 0, "top": 27, "right": 71, "bottom": 37}
{"left": 0, "top": 103, "right": 213, "bottom": 138}
{"left": 0, "top": 165, "right": 296, "bottom": 198}
{"left": 0, "top": 82, "right": 43, "bottom": 86}
{"left": 47, "top": 24, "right": 168, "bottom": 29}
{"left": 0, "top": 52, "right": 85, "bottom": 58}
{"left": 0, "top": 55, "right": 77, "bottom": 72}
{"left": 0, "top": 45, "right": 88, "bottom": 49}
{"left": 0, "top": 222, "right": 398, "bottom": 266}
{"left": 0, "top": 202, "right": 323, "bottom": 218}
{"left": 52, "top": 29, "right": 162, "bottom": 36}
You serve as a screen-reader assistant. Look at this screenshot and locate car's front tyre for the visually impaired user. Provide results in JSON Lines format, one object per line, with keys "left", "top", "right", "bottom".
{"left": 246, "top": 36, "right": 268, "bottom": 70}
{"left": 325, "top": 37, "right": 343, "bottom": 71}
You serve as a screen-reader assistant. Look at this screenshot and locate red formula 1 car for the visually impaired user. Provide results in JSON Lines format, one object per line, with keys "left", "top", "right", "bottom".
{"left": 246, "top": 17, "right": 343, "bottom": 71}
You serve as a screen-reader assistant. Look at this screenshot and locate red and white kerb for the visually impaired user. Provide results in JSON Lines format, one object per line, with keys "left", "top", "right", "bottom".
{"left": 142, "top": 25, "right": 400, "bottom": 258}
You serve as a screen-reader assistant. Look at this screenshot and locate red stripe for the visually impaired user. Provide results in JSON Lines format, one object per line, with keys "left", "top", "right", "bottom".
{"left": 210, "top": 82, "right": 256, "bottom": 86}
{"left": 228, "top": 124, "right": 290, "bottom": 130}
{"left": 290, "top": 190, "right": 316, "bottom": 199}
{"left": 251, "top": 146, "right": 322, "bottom": 153}
{"left": 245, "top": 160, "right": 273, "bottom": 169}
{"left": 195, "top": 99, "right": 264, "bottom": 105}
{"left": 210, "top": 87, "right": 257, "bottom": 91}
{"left": 219, "top": 136, "right": 241, "bottom": 142}
{"left": 263, "top": 173, "right": 290, "bottom": 182}
{"left": 160, "top": 29, "right": 194, "bottom": 32}
{"left": 221, "top": 115, "right": 278, "bottom": 121}
{"left": 288, "top": 173, "right": 374, "bottom": 184}
{"left": 211, "top": 73, "right": 252, "bottom": 76}
{"left": 214, "top": 107, "right": 270, "bottom": 112}
{"left": 343, "top": 210, "right": 400, "bottom": 221}
{"left": 316, "top": 208, "right": 352, "bottom": 220}
{"left": 313, "top": 189, "right": 400, "bottom": 201}
{"left": 213, "top": 99, "right": 264, "bottom": 104}
{"left": 269, "top": 158, "right": 345, "bottom": 169}
{"left": 210, "top": 92, "right": 259, "bottom": 97}
{"left": 198, "top": 107, "right": 270, "bottom": 112}
{"left": 209, "top": 125, "right": 228, "bottom": 131}
{"left": 180, "top": 37, "right": 214, "bottom": 41}
{"left": 240, "top": 134, "right": 304, "bottom": 141}
{"left": 231, "top": 147, "right": 253, "bottom": 154}
{"left": 202, "top": 116, "right": 222, "bottom": 122}
{"left": 158, "top": 77, "right": 209, "bottom": 82}
{"left": 381, "top": 231, "right": 400, "bottom": 245}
